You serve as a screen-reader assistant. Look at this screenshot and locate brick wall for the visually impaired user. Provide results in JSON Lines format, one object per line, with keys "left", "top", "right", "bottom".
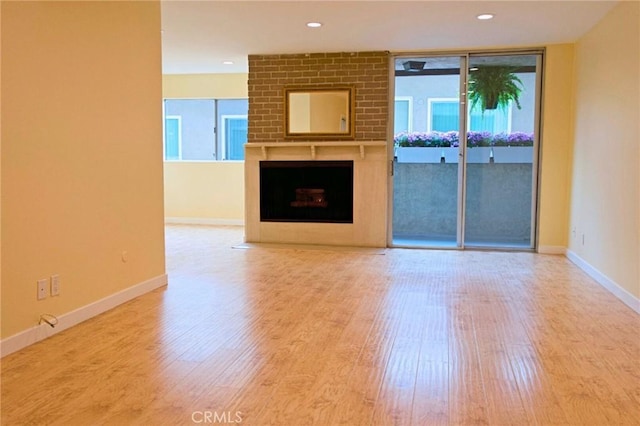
{"left": 247, "top": 51, "right": 389, "bottom": 143}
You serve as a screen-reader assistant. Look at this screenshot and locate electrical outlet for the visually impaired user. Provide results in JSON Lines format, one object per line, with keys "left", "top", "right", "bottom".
{"left": 51, "top": 274, "right": 60, "bottom": 296}
{"left": 37, "top": 279, "right": 48, "bottom": 300}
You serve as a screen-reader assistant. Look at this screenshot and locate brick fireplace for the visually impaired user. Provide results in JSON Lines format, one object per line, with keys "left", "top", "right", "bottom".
{"left": 245, "top": 51, "right": 390, "bottom": 247}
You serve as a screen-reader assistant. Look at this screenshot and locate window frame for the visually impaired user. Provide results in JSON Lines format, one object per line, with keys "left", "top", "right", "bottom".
{"left": 394, "top": 96, "right": 414, "bottom": 134}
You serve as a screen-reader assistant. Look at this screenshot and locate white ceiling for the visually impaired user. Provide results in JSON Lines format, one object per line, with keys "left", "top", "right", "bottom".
{"left": 161, "top": 0, "right": 618, "bottom": 74}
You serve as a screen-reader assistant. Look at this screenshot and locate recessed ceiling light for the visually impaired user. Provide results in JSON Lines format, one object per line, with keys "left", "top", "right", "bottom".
{"left": 477, "top": 13, "right": 494, "bottom": 20}
{"left": 222, "top": 61, "right": 234, "bottom": 65}
{"left": 306, "top": 22, "right": 322, "bottom": 28}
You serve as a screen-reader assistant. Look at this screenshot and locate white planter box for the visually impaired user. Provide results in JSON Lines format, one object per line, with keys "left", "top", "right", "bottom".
{"left": 396, "top": 147, "right": 443, "bottom": 163}
{"left": 397, "top": 146, "right": 533, "bottom": 164}
{"left": 442, "top": 147, "right": 459, "bottom": 164}
{"left": 466, "top": 147, "right": 492, "bottom": 163}
{"left": 492, "top": 146, "right": 534, "bottom": 163}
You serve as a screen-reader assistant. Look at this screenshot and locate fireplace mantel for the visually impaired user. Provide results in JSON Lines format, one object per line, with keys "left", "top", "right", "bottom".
{"left": 245, "top": 141, "right": 386, "bottom": 160}
{"left": 244, "top": 140, "right": 388, "bottom": 247}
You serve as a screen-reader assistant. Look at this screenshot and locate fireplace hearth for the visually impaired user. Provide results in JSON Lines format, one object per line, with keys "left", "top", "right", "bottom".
{"left": 260, "top": 161, "right": 353, "bottom": 223}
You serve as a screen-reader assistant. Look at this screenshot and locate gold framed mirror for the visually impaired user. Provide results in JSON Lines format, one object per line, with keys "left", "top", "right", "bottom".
{"left": 284, "top": 86, "right": 355, "bottom": 139}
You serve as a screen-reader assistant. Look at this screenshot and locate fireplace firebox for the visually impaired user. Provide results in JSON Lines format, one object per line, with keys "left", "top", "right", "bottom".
{"left": 260, "top": 161, "right": 354, "bottom": 223}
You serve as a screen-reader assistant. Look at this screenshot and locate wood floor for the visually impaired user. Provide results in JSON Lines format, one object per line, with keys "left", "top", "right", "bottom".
{"left": 2, "top": 225, "right": 639, "bottom": 425}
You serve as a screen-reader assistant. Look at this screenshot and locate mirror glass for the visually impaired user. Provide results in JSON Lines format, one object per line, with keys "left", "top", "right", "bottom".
{"left": 285, "top": 87, "right": 354, "bottom": 138}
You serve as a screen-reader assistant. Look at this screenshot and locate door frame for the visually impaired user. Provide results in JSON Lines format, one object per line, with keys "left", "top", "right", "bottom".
{"left": 387, "top": 48, "right": 544, "bottom": 251}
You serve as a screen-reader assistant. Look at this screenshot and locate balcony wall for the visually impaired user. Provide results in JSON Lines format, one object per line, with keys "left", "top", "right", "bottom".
{"left": 393, "top": 163, "right": 532, "bottom": 244}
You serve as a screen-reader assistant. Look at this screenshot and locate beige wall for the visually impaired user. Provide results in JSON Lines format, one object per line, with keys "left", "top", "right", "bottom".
{"left": 537, "top": 44, "right": 575, "bottom": 250}
{"left": 164, "top": 162, "right": 244, "bottom": 220}
{"left": 569, "top": 1, "right": 640, "bottom": 298}
{"left": 1, "top": 2, "right": 166, "bottom": 338}
{"left": 162, "top": 74, "right": 247, "bottom": 221}
{"left": 163, "top": 73, "right": 248, "bottom": 99}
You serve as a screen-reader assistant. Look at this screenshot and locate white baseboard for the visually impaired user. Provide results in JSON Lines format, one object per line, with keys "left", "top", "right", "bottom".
{"left": 537, "top": 245, "right": 566, "bottom": 255}
{"left": 566, "top": 250, "right": 640, "bottom": 314}
{"left": 165, "top": 217, "right": 244, "bottom": 226}
{"left": 0, "top": 274, "right": 168, "bottom": 358}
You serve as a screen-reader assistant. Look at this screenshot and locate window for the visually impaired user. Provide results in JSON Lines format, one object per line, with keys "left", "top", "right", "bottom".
{"left": 427, "top": 98, "right": 512, "bottom": 133}
{"left": 217, "top": 99, "right": 248, "bottom": 160}
{"left": 221, "top": 115, "right": 248, "bottom": 161}
{"left": 164, "top": 116, "right": 182, "bottom": 160}
{"left": 162, "top": 98, "right": 248, "bottom": 161}
{"left": 394, "top": 97, "right": 413, "bottom": 134}
{"left": 469, "top": 105, "right": 511, "bottom": 133}
{"left": 429, "top": 100, "right": 459, "bottom": 131}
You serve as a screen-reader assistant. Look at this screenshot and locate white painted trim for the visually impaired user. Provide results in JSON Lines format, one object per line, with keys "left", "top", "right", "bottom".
{"left": 566, "top": 250, "right": 640, "bottom": 314}
{"left": 165, "top": 217, "right": 244, "bottom": 226}
{"left": 0, "top": 274, "right": 168, "bottom": 358}
{"left": 537, "top": 245, "right": 566, "bottom": 255}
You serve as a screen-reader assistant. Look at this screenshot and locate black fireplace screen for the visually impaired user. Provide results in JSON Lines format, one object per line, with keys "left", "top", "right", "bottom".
{"left": 260, "top": 161, "right": 354, "bottom": 223}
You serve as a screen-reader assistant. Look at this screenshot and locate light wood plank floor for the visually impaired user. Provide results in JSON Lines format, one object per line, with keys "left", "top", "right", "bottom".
{"left": 2, "top": 225, "right": 639, "bottom": 425}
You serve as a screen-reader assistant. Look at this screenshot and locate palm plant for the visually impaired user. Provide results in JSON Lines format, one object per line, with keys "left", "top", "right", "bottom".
{"left": 468, "top": 66, "right": 524, "bottom": 112}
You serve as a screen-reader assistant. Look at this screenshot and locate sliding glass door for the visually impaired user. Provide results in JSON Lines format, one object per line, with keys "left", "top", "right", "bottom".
{"left": 391, "top": 51, "right": 542, "bottom": 250}
{"left": 463, "top": 54, "right": 540, "bottom": 248}
{"left": 392, "top": 56, "right": 464, "bottom": 248}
